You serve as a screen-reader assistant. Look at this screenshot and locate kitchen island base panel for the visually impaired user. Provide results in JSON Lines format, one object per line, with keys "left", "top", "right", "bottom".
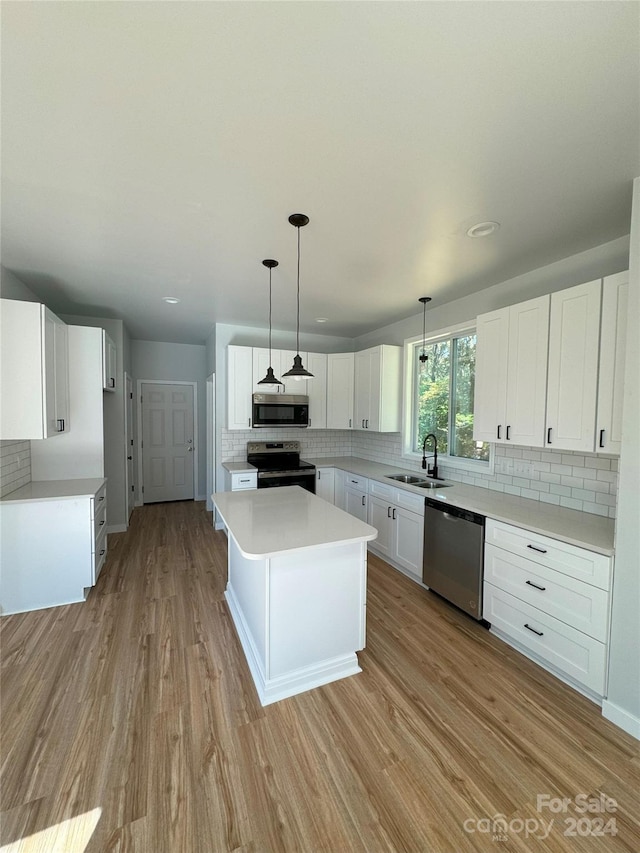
{"left": 225, "top": 535, "right": 367, "bottom": 706}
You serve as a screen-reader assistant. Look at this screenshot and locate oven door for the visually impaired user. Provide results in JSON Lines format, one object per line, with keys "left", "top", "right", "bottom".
{"left": 252, "top": 396, "right": 309, "bottom": 428}
{"left": 258, "top": 471, "right": 316, "bottom": 493}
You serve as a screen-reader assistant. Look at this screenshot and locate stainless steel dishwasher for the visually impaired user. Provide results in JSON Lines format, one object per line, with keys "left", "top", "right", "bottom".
{"left": 422, "top": 498, "right": 485, "bottom": 620}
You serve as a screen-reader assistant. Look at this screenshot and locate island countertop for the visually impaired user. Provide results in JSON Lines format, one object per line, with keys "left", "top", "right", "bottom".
{"left": 213, "top": 485, "right": 377, "bottom": 559}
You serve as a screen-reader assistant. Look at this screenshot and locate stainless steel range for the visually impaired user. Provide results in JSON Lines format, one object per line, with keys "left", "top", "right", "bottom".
{"left": 246, "top": 441, "right": 316, "bottom": 493}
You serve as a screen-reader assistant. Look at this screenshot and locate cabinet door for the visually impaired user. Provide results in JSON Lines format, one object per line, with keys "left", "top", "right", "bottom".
{"left": 252, "top": 348, "right": 282, "bottom": 392}
{"left": 334, "top": 469, "right": 346, "bottom": 510}
{"left": 596, "top": 272, "right": 628, "bottom": 454}
{"left": 505, "top": 295, "right": 549, "bottom": 447}
{"left": 44, "top": 307, "right": 69, "bottom": 436}
{"left": 227, "top": 345, "right": 253, "bottom": 429}
{"left": 306, "top": 352, "right": 327, "bottom": 429}
{"left": 327, "top": 353, "right": 354, "bottom": 429}
{"left": 473, "top": 308, "right": 509, "bottom": 442}
{"left": 279, "top": 349, "right": 308, "bottom": 395}
{"left": 546, "top": 280, "right": 601, "bottom": 451}
{"left": 316, "top": 468, "right": 335, "bottom": 503}
{"left": 367, "top": 495, "right": 393, "bottom": 558}
{"left": 345, "top": 486, "right": 367, "bottom": 522}
{"left": 102, "top": 333, "right": 117, "bottom": 392}
{"left": 393, "top": 506, "right": 424, "bottom": 578}
{"left": 354, "top": 350, "right": 371, "bottom": 429}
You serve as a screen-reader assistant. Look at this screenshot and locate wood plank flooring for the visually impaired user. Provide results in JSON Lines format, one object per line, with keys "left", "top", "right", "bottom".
{"left": 1, "top": 500, "right": 638, "bottom": 852}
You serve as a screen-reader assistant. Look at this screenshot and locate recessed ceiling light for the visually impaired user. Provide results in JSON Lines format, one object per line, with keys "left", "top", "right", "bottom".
{"left": 163, "top": 296, "right": 180, "bottom": 304}
{"left": 315, "top": 317, "right": 329, "bottom": 323}
{"left": 466, "top": 221, "right": 500, "bottom": 238}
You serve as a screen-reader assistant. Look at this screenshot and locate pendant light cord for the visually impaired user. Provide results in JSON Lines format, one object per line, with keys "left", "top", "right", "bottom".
{"left": 296, "top": 225, "right": 301, "bottom": 356}
{"left": 268, "top": 266, "right": 273, "bottom": 362}
{"left": 422, "top": 299, "right": 426, "bottom": 357}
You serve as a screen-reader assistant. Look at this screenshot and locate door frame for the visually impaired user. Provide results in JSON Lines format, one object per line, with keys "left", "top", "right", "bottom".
{"left": 206, "top": 373, "right": 216, "bottom": 512}
{"left": 136, "top": 380, "right": 198, "bottom": 505}
{"left": 124, "top": 372, "right": 135, "bottom": 523}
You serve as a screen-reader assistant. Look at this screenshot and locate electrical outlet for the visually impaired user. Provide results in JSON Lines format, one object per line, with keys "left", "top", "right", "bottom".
{"left": 513, "top": 460, "right": 534, "bottom": 477}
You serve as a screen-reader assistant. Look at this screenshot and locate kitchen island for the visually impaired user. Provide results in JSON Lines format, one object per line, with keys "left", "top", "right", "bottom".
{"left": 212, "top": 485, "right": 377, "bottom": 705}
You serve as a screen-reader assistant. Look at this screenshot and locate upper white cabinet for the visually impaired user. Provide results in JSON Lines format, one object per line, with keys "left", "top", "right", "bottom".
{"left": 1, "top": 299, "right": 70, "bottom": 439}
{"left": 306, "top": 352, "right": 328, "bottom": 429}
{"left": 327, "top": 352, "right": 355, "bottom": 430}
{"left": 545, "top": 279, "right": 601, "bottom": 452}
{"left": 252, "top": 348, "right": 308, "bottom": 395}
{"left": 102, "top": 331, "right": 117, "bottom": 392}
{"left": 227, "top": 345, "right": 253, "bottom": 430}
{"left": 596, "top": 272, "right": 628, "bottom": 454}
{"left": 353, "top": 345, "right": 402, "bottom": 432}
{"left": 474, "top": 295, "right": 549, "bottom": 446}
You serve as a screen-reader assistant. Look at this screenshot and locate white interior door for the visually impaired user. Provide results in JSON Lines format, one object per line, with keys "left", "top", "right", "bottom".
{"left": 125, "top": 373, "right": 135, "bottom": 520}
{"left": 141, "top": 383, "right": 195, "bottom": 503}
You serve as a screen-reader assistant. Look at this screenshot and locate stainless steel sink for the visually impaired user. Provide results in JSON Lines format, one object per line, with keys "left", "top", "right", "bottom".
{"left": 415, "top": 481, "right": 451, "bottom": 489}
{"left": 386, "top": 474, "right": 429, "bottom": 485}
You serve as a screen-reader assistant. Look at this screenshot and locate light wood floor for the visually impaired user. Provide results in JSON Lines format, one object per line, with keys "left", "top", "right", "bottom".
{"left": 1, "top": 501, "right": 638, "bottom": 853}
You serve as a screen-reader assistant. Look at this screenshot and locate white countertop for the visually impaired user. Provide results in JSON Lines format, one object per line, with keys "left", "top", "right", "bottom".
{"left": 222, "top": 460, "right": 258, "bottom": 474}
{"left": 305, "top": 456, "right": 615, "bottom": 556}
{"left": 0, "top": 478, "right": 106, "bottom": 504}
{"left": 213, "top": 485, "right": 377, "bottom": 559}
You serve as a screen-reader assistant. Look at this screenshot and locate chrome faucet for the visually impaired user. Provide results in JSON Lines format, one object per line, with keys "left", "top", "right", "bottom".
{"left": 421, "top": 433, "right": 439, "bottom": 479}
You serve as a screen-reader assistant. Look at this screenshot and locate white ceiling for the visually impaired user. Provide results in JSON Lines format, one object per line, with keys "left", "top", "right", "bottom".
{"left": 1, "top": 2, "right": 639, "bottom": 344}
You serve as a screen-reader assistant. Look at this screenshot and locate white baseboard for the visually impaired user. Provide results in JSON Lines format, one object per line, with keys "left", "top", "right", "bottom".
{"left": 135, "top": 500, "right": 143, "bottom": 507}
{"left": 107, "top": 524, "right": 127, "bottom": 534}
{"left": 602, "top": 700, "right": 640, "bottom": 740}
{"left": 196, "top": 494, "right": 206, "bottom": 502}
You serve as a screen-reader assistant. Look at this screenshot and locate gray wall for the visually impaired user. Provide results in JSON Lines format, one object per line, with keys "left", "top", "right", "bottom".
{"left": 0, "top": 267, "right": 39, "bottom": 302}
{"left": 604, "top": 179, "right": 640, "bottom": 736}
{"left": 132, "top": 340, "right": 208, "bottom": 500}
{"left": 353, "top": 236, "right": 630, "bottom": 350}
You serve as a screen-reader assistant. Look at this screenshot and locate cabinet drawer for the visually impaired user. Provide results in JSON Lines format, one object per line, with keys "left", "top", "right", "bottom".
{"left": 92, "top": 525, "right": 108, "bottom": 583}
{"left": 369, "top": 480, "right": 393, "bottom": 500}
{"left": 345, "top": 473, "right": 368, "bottom": 490}
{"left": 394, "top": 489, "right": 424, "bottom": 514}
{"left": 231, "top": 472, "right": 257, "bottom": 490}
{"left": 485, "top": 544, "right": 609, "bottom": 642}
{"left": 484, "top": 582, "right": 606, "bottom": 695}
{"left": 486, "top": 519, "right": 611, "bottom": 590}
{"left": 93, "top": 502, "right": 108, "bottom": 548}
{"left": 93, "top": 483, "right": 107, "bottom": 515}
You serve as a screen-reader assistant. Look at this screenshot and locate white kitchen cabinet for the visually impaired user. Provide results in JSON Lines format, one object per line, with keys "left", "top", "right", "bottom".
{"left": 0, "top": 478, "right": 108, "bottom": 614}
{"left": 596, "top": 271, "right": 628, "bottom": 455}
{"left": 344, "top": 473, "right": 369, "bottom": 522}
{"left": 315, "top": 467, "right": 335, "bottom": 503}
{"left": 483, "top": 518, "right": 612, "bottom": 698}
{"left": 306, "top": 352, "right": 328, "bottom": 429}
{"left": 545, "top": 279, "right": 601, "bottom": 452}
{"left": 31, "top": 326, "right": 105, "bottom": 482}
{"left": 102, "top": 331, "right": 117, "bottom": 392}
{"left": 334, "top": 468, "right": 346, "bottom": 511}
{"left": 367, "top": 480, "right": 424, "bottom": 579}
{"left": 474, "top": 295, "right": 549, "bottom": 446}
{"left": 252, "top": 348, "right": 308, "bottom": 395}
{"left": 0, "top": 299, "right": 69, "bottom": 439}
{"left": 354, "top": 345, "right": 402, "bottom": 432}
{"left": 227, "top": 345, "right": 254, "bottom": 430}
{"left": 225, "top": 470, "right": 257, "bottom": 491}
{"left": 327, "top": 352, "right": 355, "bottom": 429}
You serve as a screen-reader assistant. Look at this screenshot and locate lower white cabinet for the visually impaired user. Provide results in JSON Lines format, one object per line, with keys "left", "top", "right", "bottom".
{"left": 483, "top": 519, "right": 612, "bottom": 698}
{"left": 225, "top": 469, "right": 257, "bottom": 491}
{"left": 367, "top": 480, "right": 424, "bottom": 579}
{"left": 0, "top": 478, "right": 108, "bottom": 615}
{"left": 334, "top": 469, "right": 346, "bottom": 511}
{"left": 315, "top": 467, "right": 335, "bottom": 503}
{"left": 344, "top": 473, "right": 369, "bottom": 522}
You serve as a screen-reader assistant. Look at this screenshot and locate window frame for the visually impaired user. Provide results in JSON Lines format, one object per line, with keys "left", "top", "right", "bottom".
{"left": 402, "top": 321, "right": 494, "bottom": 474}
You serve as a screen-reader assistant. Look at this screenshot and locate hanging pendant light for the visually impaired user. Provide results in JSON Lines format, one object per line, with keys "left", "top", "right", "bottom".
{"left": 418, "top": 296, "right": 432, "bottom": 371}
{"left": 283, "top": 213, "right": 314, "bottom": 379}
{"left": 257, "top": 259, "right": 283, "bottom": 386}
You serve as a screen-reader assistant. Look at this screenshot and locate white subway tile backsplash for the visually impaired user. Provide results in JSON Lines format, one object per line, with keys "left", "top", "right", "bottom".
{"left": 0, "top": 440, "right": 31, "bottom": 498}
{"left": 223, "top": 429, "right": 618, "bottom": 519}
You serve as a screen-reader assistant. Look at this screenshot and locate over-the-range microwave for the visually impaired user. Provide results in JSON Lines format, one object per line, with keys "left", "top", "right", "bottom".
{"left": 252, "top": 393, "right": 309, "bottom": 428}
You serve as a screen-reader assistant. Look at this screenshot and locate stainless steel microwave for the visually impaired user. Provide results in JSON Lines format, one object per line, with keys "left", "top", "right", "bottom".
{"left": 252, "top": 394, "right": 309, "bottom": 428}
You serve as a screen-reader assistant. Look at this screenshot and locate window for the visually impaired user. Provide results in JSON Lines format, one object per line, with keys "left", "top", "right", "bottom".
{"left": 407, "top": 328, "right": 490, "bottom": 466}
